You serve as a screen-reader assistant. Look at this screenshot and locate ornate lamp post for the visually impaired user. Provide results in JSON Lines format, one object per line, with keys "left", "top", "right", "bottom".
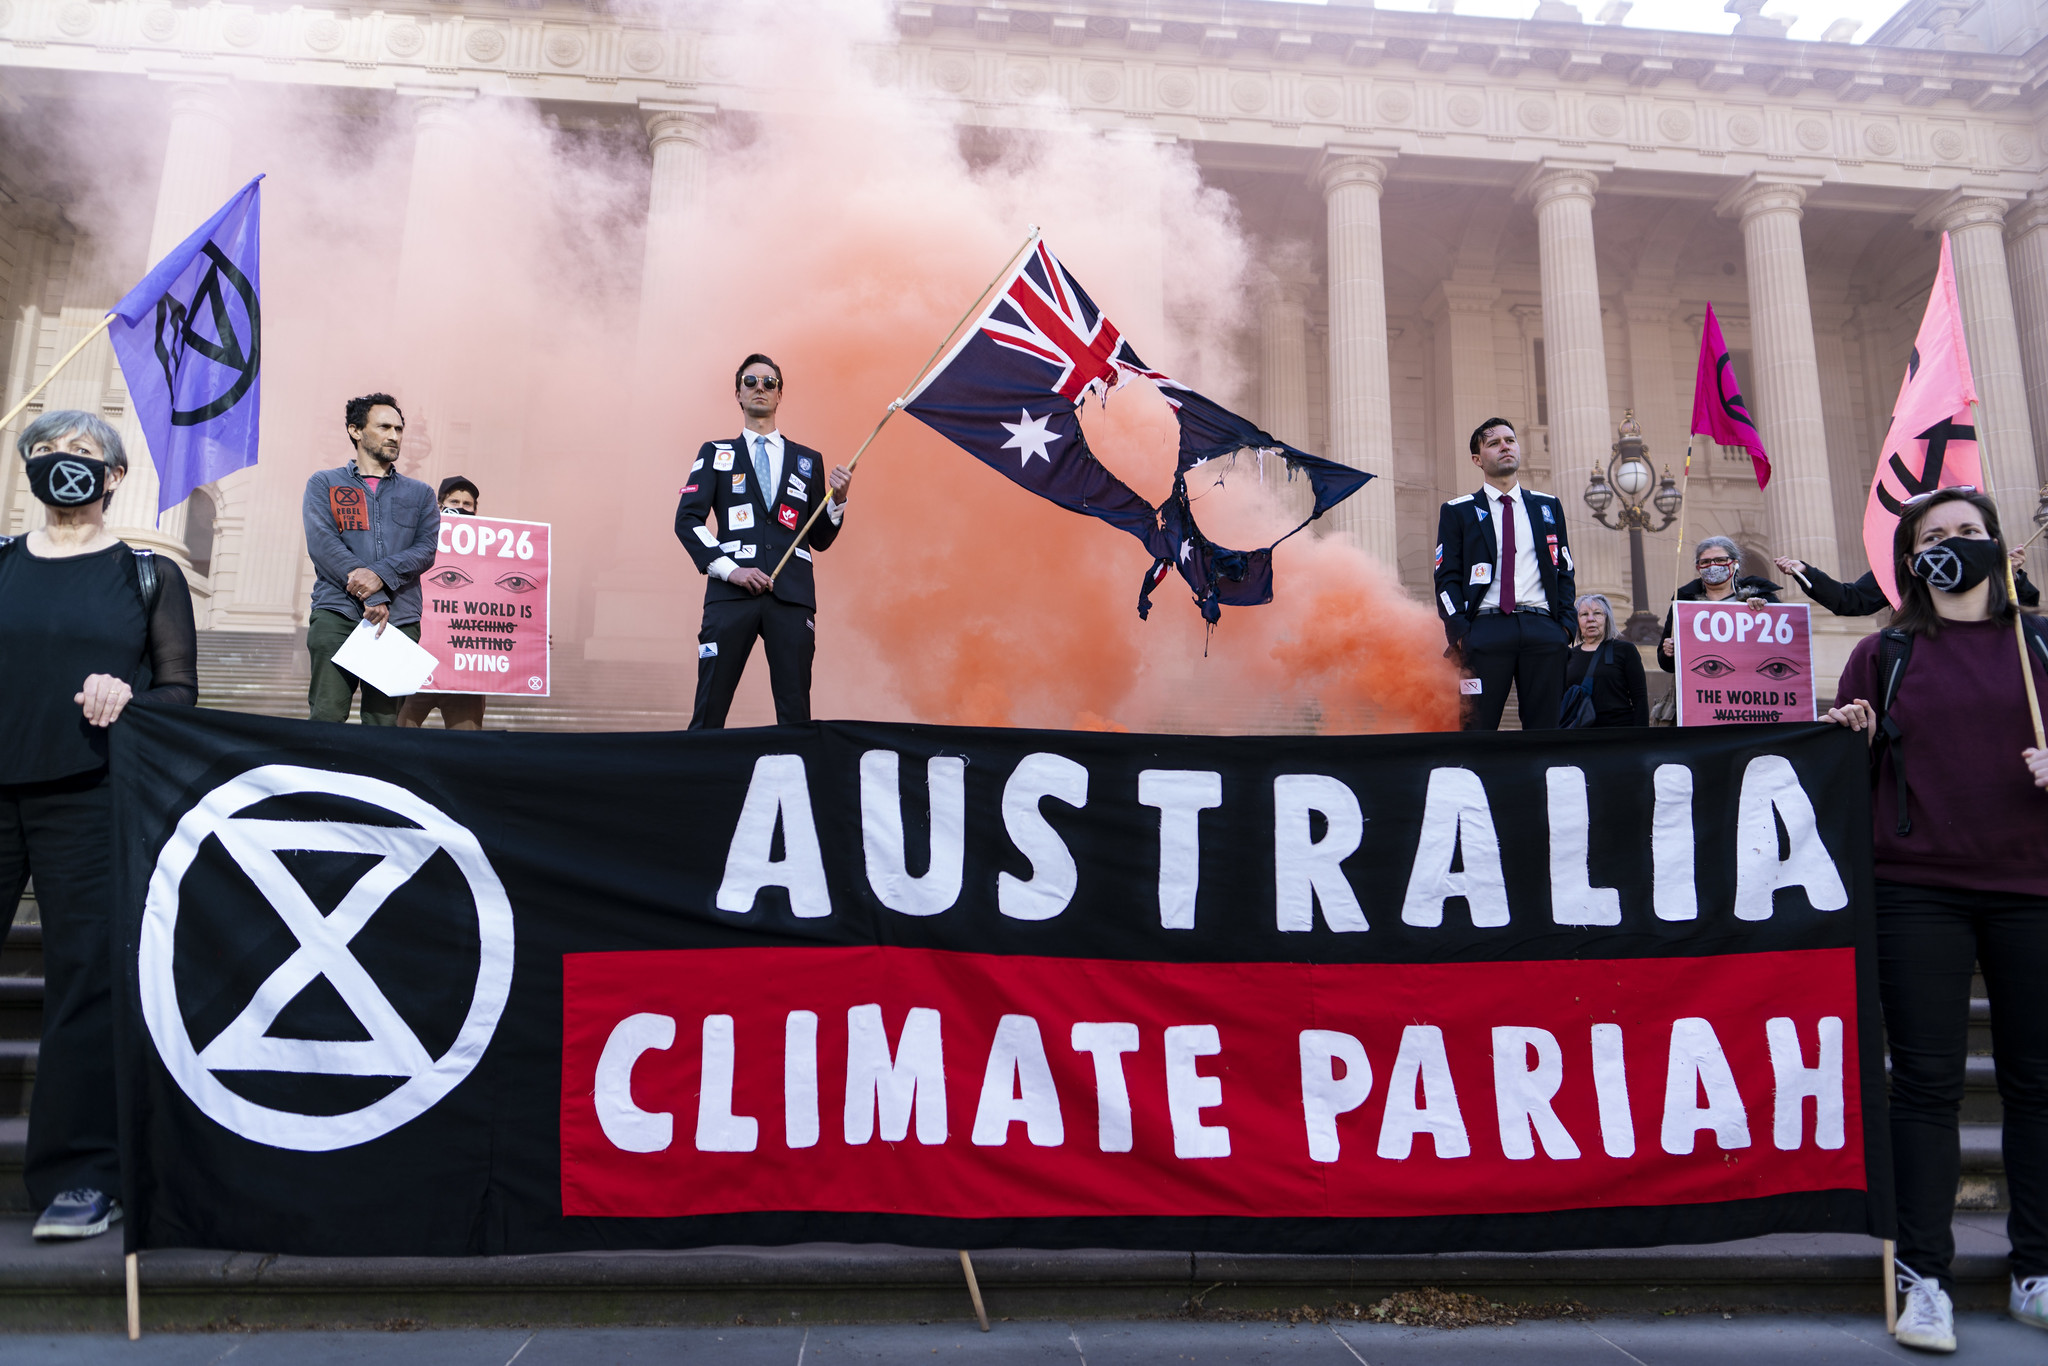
{"left": 1583, "top": 411, "right": 1682, "bottom": 644}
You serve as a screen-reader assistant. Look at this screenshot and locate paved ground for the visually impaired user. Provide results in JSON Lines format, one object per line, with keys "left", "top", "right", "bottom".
{"left": 2, "top": 1315, "right": 2046, "bottom": 1364}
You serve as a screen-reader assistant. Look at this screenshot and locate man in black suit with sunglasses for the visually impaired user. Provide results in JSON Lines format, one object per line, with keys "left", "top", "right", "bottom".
{"left": 675, "top": 354, "right": 854, "bottom": 728}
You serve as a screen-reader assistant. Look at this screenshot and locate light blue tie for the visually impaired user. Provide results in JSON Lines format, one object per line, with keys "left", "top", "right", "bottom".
{"left": 752, "top": 435, "right": 771, "bottom": 497}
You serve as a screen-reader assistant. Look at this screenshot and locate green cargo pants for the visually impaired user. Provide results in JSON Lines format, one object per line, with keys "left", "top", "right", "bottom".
{"left": 307, "top": 608, "right": 421, "bottom": 725}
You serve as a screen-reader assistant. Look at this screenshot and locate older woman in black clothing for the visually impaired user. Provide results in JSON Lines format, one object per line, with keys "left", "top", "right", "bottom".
{"left": 1657, "top": 535, "right": 1780, "bottom": 672}
{"left": 0, "top": 410, "right": 196, "bottom": 1242}
{"left": 1564, "top": 594, "right": 1648, "bottom": 726}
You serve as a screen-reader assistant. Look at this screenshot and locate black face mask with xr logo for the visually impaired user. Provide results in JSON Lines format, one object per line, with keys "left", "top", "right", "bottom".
{"left": 25, "top": 452, "right": 108, "bottom": 508}
{"left": 1910, "top": 536, "right": 2005, "bottom": 595}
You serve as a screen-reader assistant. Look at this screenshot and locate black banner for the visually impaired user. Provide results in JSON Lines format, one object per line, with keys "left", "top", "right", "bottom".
{"left": 112, "top": 705, "right": 1890, "bottom": 1257}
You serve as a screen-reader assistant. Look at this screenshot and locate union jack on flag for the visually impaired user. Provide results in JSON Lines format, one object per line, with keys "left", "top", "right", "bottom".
{"left": 902, "top": 232, "right": 1372, "bottom": 621}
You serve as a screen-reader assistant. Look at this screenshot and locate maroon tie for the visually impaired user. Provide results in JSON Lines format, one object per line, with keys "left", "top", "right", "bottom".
{"left": 1497, "top": 493, "right": 1518, "bottom": 615}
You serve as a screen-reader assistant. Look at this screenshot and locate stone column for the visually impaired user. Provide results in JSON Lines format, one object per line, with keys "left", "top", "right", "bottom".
{"left": 1260, "top": 269, "right": 1315, "bottom": 520}
{"left": 1810, "top": 299, "right": 1869, "bottom": 578}
{"left": 107, "top": 76, "right": 241, "bottom": 569}
{"left": 388, "top": 87, "right": 478, "bottom": 492}
{"left": 635, "top": 102, "right": 715, "bottom": 366}
{"left": 586, "top": 103, "right": 720, "bottom": 665}
{"left": 1717, "top": 177, "right": 1838, "bottom": 571}
{"left": 1423, "top": 280, "right": 1500, "bottom": 497}
{"left": 1926, "top": 194, "right": 2039, "bottom": 554}
{"left": 2005, "top": 192, "right": 2048, "bottom": 486}
{"left": 1318, "top": 150, "right": 1397, "bottom": 566}
{"left": 1519, "top": 163, "right": 1619, "bottom": 598}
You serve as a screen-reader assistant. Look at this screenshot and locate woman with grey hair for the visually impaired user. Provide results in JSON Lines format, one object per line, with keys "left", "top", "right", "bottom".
{"left": 1562, "top": 593, "right": 1648, "bottom": 726}
{"left": 1657, "top": 534, "right": 1780, "bottom": 673}
{"left": 0, "top": 409, "right": 195, "bottom": 1243}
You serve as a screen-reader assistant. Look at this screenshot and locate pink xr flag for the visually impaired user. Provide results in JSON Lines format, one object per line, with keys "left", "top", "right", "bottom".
{"left": 1691, "top": 302, "right": 1772, "bottom": 489}
{"left": 1863, "top": 233, "right": 1980, "bottom": 607}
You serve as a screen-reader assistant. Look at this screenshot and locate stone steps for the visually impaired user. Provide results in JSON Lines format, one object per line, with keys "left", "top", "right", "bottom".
{"left": 0, "top": 1216, "right": 2019, "bottom": 1332}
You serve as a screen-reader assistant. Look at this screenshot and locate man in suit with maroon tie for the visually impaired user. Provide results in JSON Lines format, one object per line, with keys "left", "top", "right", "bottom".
{"left": 675, "top": 354, "right": 854, "bottom": 728}
{"left": 1432, "top": 417, "right": 1578, "bottom": 731}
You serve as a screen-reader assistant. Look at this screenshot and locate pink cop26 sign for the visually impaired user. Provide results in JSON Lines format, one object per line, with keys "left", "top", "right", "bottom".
{"left": 417, "top": 516, "right": 551, "bottom": 697}
{"left": 1672, "top": 601, "right": 1814, "bottom": 726}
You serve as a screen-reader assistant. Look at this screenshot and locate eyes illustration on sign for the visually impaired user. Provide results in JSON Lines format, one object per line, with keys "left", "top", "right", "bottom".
{"left": 1755, "top": 657, "right": 1801, "bottom": 682}
{"left": 494, "top": 572, "right": 541, "bottom": 595}
{"left": 427, "top": 567, "right": 474, "bottom": 590}
{"left": 1689, "top": 655, "right": 1737, "bottom": 679}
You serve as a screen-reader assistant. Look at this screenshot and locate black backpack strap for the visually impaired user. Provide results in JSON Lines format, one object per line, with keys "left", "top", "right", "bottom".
{"left": 131, "top": 548, "right": 161, "bottom": 615}
{"left": 1873, "top": 628, "right": 1914, "bottom": 836}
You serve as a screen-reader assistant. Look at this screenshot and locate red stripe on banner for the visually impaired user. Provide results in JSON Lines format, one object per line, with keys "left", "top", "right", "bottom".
{"left": 560, "top": 947, "right": 1864, "bottom": 1221}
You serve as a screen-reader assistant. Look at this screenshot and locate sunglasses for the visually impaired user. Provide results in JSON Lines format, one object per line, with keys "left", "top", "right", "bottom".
{"left": 1899, "top": 484, "right": 1976, "bottom": 509}
{"left": 740, "top": 375, "right": 781, "bottom": 391}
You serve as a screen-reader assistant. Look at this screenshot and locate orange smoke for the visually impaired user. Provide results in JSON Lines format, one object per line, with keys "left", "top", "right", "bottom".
{"left": 32, "top": 0, "right": 1457, "bottom": 733}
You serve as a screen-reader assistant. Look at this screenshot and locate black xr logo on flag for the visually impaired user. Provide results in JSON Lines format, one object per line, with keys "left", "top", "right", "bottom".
{"left": 153, "top": 242, "right": 261, "bottom": 427}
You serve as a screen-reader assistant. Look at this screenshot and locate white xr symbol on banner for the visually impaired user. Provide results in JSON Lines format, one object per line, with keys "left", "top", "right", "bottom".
{"left": 140, "top": 765, "right": 514, "bottom": 1152}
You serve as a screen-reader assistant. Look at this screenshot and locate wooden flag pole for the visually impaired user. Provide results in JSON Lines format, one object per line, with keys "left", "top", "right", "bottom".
{"left": 959, "top": 1250, "right": 991, "bottom": 1332}
{"left": 1669, "top": 444, "right": 1695, "bottom": 597}
{"left": 126, "top": 1251, "right": 141, "bottom": 1340}
{"left": 1883, "top": 1239, "right": 1898, "bottom": 1333}
{"left": 768, "top": 228, "right": 1043, "bottom": 586}
{"left": 2007, "top": 556, "right": 2046, "bottom": 749}
{"left": 0, "top": 313, "right": 114, "bottom": 435}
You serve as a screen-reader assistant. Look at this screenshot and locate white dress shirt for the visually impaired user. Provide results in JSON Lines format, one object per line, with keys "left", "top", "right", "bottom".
{"left": 708, "top": 429, "right": 845, "bottom": 581}
{"left": 1477, "top": 483, "right": 1546, "bottom": 613}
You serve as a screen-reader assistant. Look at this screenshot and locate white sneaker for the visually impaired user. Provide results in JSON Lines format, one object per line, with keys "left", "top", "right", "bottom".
{"left": 1896, "top": 1261, "right": 1957, "bottom": 1354}
{"left": 2011, "top": 1274, "right": 2048, "bottom": 1332}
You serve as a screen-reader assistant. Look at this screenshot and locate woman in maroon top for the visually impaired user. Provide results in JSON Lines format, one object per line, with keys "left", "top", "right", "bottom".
{"left": 1828, "top": 488, "right": 2048, "bottom": 1353}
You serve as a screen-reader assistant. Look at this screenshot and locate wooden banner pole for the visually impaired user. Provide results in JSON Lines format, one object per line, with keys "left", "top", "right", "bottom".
{"left": 1883, "top": 1239, "right": 1898, "bottom": 1334}
{"left": 2008, "top": 557, "right": 2046, "bottom": 748}
{"left": 126, "top": 1251, "right": 141, "bottom": 1340}
{"left": 768, "top": 228, "right": 1042, "bottom": 586}
{"left": 959, "top": 1250, "right": 991, "bottom": 1332}
{"left": 0, "top": 313, "right": 115, "bottom": 435}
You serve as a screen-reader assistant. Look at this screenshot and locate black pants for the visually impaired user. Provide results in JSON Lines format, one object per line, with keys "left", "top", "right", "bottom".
{"left": 1878, "top": 879, "right": 2048, "bottom": 1289}
{"left": 0, "top": 772, "right": 120, "bottom": 1205}
{"left": 690, "top": 593, "right": 816, "bottom": 729}
{"left": 1459, "top": 611, "right": 1570, "bottom": 731}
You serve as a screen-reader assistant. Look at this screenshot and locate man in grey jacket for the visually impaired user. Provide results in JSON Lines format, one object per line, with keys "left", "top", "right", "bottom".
{"left": 300, "top": 393, "right": 441, "bottom": 724}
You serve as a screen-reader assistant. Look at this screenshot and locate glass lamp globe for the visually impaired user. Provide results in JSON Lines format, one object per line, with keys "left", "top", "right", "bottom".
{"left": 1652, "top": 472, "right": 1682, "bottom": 519}
{"left": 1584, "top": 470, "right": 1614, "bottom": 516}
{"left": 1614, "top": 455, "right": 1654, "bottom": 501}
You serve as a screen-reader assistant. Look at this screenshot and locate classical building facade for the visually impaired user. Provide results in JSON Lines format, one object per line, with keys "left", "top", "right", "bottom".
{"left": 5, "top": 0, "right": 2048, "bottom": 698}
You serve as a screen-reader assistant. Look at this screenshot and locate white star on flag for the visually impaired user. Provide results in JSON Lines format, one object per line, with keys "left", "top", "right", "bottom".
{"left": 1178, "top": 538, "right": 1193, "bottom": 564}
{"left": 999, "top": 408, "right": 1063, "bottom": 469}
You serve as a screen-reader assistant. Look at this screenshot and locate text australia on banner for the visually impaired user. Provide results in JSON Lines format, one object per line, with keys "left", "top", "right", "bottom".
{"left": 110, "top": 709, "right": 1888, "bottom": 1259}
{"left": 417, "top": 516, "right": 550, "bottom": 696}
{"left": 1673, "top": 602, "right": 1816, "bottom": 726}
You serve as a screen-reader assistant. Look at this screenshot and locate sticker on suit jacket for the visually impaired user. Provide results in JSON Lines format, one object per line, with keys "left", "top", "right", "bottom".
{"left": 679, "top": 484, "right": 698, "bottom": 495}
{"left": 1469, "top": 562, "right": 1491, "bottom": 585}
{"left": 785, "top": 474, "right": 808, "bottom": 500}
{"left": 727, "top": 504, "right": 754, "bottom": 530}
{"left": 777, "top": 504, "right": 799, "bottom": 530}
{"left": 797, "top": 455, "right": 814, "bottom": 476}
{"left": 699, "top": 642, "right": 718, "bottom": 658}
{"left": 1459, "top": 678, "right": 1483, "bottom": 694}
{"left": 1540, "top": 503, "right": 1554, "bottom": 524}
{"left": 1546, "top": 533, "right": 1560, "bottom": 566}
{"left": 1474, "top": 504, "right": 1488, "bottom": 521}
{"left": 734, "top": 544, "right": 757, "bottom": 560}
{"left": 690, "top": 458, "right": 704, "bottom": 474}
{"left": 328, "top": 486, "right": 368, "bottom": 532}
{"left": 713, "top": 450, "right": 735, "bottom": 471}
{"left": 731, "top": 474, "right": 747, "bottom": 494}
{"left": 1433, "top": 543, "right": 1443, "bottom": 570}
{"left": 1562, "top": 546, "right": 1575, "bottom": 572}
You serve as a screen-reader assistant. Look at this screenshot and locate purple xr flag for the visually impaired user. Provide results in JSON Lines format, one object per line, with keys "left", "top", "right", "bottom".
{"left": 109, "top": 176, "right": 263, "bottom": 515}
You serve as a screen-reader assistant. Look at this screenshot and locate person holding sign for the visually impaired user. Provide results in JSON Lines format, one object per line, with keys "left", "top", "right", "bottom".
{"left": 1657, "top": 536, "right": 1778, "bottom": 672}
{"left": 1826, "top": 488, "right": 2048, "bottom": 1353}
{"left": 399, "top": 476, "right": 486, "bottom": 732}
{"left": 300, "top": 394, "right": 442, "bottom": 724}
{"left": 675, "top": 355, "right": 854, "bottom": 729}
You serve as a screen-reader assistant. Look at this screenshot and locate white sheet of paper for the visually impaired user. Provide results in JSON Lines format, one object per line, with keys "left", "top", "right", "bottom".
{"left": 331, "top": 619, "right": 440, "bottom": 698}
